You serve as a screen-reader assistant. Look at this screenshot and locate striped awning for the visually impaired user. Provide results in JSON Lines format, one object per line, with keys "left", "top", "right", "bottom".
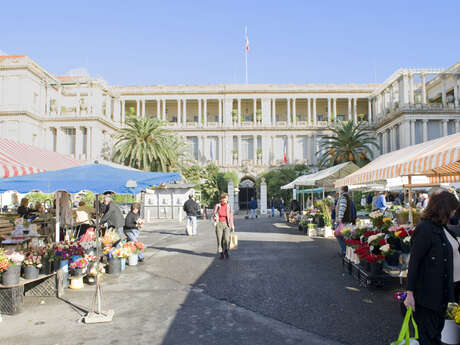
{"left": 335, "top": 133, "right": 460, "bottom": 187}
{"left": 0, "top": 138, "right": 84, "bottom": 178}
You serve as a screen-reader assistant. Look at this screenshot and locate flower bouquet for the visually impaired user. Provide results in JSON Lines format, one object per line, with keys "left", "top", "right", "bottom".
{"left": 0, "top": 249, "right": 10, "bottom": 273}
{"left": 69, "top": 257, "right": 88, "bottom": 276}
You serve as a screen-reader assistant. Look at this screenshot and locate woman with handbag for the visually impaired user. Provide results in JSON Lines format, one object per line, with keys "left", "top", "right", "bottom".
{"left": 405, "top": 189, "right": 460, "bottom": 345}
{"left": 212, "top": 193, "right": 235, "bottom": 260}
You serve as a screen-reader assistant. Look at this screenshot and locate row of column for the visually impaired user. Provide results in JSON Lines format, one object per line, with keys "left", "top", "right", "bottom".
{"left": 120, "top": 96, "right": 372, "bottom": 127}
{"left": 191, "top": 133, "right": 320, "bottom": 166}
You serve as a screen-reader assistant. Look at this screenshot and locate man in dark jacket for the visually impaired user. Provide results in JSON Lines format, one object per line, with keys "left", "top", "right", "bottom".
{"left": 100, "top": 195, "right": 125, "bottom": 241}
{"left": 124, "top": 202, "right": 144, "bottom": 261}
{"left": 249, "top": 197, "right": 258, "bottom": 219}
{"left": 183, "top": 194, "right": 199, "bottom": 236}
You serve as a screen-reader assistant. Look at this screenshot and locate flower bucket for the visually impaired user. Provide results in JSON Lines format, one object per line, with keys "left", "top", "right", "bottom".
{"left": 40, "top": 257, "right": 52, "bottom": 275}
{"left": 128, "top": 254, "right": 138, "bottom": 266}
{"left": 370, "top": 262, "right": 383, "bottom": 276}
{"left": 84, "top": 275, "right": 97, "bottom": 286}
{"left": 71, "top": 268, "right": 84, "bottom": 277}
{"left": 107, "top": 257, "right": 121, "bottom": 274}
{"left": 69, "top": 276, "right": 84, "bottom": 290}
{"left": 401, "top": 242, "right": 411, "bottom": 254}
{"left": 121, "top": 257, "right": 126, "bottom": 271}
{"left": 24, "top": 265, "right": 39, "bottom": 280}
{"left": 441, "top": 319, "right": 460, "bottom": 345}
{"left": 2, "top": 265, "right": 21, "bottom": 286}
{"left": 385, "top": 252, "right": 400, "bottom": 267}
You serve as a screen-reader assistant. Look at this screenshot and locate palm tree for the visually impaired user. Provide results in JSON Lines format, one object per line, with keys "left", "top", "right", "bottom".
{"left": 317, "top": 120, "right": 379, "bottom": 168}
{"left": 113, "top": 117, "right": 187, "bottom": 172}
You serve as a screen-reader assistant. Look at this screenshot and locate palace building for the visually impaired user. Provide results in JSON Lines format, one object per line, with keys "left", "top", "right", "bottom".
{"left": 1, "top": 54, "right": 460, "bottom": 176}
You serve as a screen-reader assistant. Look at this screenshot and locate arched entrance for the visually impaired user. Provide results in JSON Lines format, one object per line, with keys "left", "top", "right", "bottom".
{"left": 238, "top": 177, "right": 256, "bottom": 211}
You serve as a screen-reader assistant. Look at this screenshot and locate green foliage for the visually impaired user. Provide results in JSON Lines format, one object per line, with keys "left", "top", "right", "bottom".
{"left": 200, "top": 164, "right": 220, "bottom": 207}
{"left": 217, "top": 171, "right": 239, "bottom": 193}
{"left": 315, "top": 200, "right": 332, "bottom": 227}
{"left": 112, "top": 194, "right": 136, "bottom": 204}
{"left": 82, "top": 192, "right": 96, "bottom": 206}
{"left": 25, "top": 192, "right": 53, "bottom": 203}
{"left": 318, "top": 120, "right": 379, "bottom": 168}
{"left": 257, "top": 164, "right": 310, "bottom": 203}
{"left": 113, "top": 117, "right": 188, "bottom": 172}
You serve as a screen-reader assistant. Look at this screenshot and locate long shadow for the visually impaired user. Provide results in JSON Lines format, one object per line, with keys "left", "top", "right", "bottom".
{"left": 148, "top": 246, "right": 216, "bottom": 258}
{"left": 160, "top": 236, "right": 402, "bottom": 345}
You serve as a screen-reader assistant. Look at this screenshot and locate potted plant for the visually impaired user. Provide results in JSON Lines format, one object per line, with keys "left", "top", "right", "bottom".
{"left": 256, "top": 148, "right": 262, "bottom": 161}
{"left": 256, "top": 109, "right": 262, "bottom": 122}
{"left": 2, "top": 250, "right": 25, "bottom": 285}
{"left": 23, "top": 252, "right": 42, "bottom": 280}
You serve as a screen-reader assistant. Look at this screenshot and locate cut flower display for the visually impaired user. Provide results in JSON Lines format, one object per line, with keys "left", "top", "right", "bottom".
{"left": 6, "top": 250, "right": 25, "bottom": 266}
{"left": 69, "top": 257, "right": 89, "bottom": 270}
{"left": 0, "top": 249, "right": 10, "bottom": 272}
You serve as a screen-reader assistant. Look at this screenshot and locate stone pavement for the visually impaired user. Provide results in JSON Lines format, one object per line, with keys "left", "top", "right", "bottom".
{"left": 1, "top": 216, "right": 402, "bottom": 345}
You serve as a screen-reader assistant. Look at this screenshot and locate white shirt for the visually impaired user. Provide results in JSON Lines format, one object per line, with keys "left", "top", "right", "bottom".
{"left": 444, "top": 228, "right": 460, "bottom": 282}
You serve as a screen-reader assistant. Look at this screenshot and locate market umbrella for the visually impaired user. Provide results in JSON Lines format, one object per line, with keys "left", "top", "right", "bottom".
{"left": 0, "top": 163, "right": 181, "bottom": 323}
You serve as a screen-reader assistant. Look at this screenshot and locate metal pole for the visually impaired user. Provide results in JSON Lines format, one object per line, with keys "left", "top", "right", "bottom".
{"left": 408, "top": 176, "right": 413, "bottom": 224}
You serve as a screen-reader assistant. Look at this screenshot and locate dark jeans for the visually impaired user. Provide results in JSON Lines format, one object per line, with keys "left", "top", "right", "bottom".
{"left": 413, "top": 305, "right": 444, "bottom": 345}
{"left": 336, "top": 236, "right": 346, "bottom": 255}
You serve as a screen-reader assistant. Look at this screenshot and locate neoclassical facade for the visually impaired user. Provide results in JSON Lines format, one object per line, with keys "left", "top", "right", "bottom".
{"left": 0, "top": 54, "right": 459, "bottom": 175}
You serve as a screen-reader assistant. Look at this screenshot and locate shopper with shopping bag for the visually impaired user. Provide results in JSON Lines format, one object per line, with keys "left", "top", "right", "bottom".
{"left": 334, "top": 185, "right": 353, "bottom": 257}
{"left": 390, "top": 306, "right": 419, "bottom": 345}
{"left": 212, "top": 193, "right": 235, "bottom": 259}
{"left": 405, "top": 190, "right": 460, "bottom": 345}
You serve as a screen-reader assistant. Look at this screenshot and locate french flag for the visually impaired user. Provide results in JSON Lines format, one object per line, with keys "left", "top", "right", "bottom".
{"left": 283, "top": 138, "right": 287, "bottom": 164}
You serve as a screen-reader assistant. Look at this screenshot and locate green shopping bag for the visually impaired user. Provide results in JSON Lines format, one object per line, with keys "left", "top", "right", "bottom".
{"left": 390, "top": 306, "right": 419, "bottom": 345}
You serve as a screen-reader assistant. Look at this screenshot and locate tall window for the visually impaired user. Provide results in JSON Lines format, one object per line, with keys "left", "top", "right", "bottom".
{"left": 63, "top": 128, "right": 76, "bottom": 155}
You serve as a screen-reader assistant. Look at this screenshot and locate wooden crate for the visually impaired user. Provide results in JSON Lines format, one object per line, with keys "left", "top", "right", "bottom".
{"left": 0, "top": 217, "right": 14, "bottom": 236}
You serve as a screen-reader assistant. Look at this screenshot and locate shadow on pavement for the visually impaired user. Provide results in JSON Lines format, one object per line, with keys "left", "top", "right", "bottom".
{"left": 160, "top": 233, "right": 402, "bottom": 345}
{"left": 148, "top": 246, "right": 217, "bottom": 258}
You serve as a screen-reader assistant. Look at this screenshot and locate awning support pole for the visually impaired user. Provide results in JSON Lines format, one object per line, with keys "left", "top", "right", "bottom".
{"left": 408, "top": 176, "right": 413, "bottom": 225}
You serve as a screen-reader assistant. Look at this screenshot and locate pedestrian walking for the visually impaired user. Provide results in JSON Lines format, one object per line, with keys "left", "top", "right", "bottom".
{"left": 375, "top": 191, "right": 387, "bottom": 213}
{"left": 269, "top": 196, "right": 276, "bottom": 217}
{"left": 212, "top": 193, "right": 235, "bottom": 259}
{"left": 124, "top": 202, "right": 144, "bottom": 261}
{"left": 334, "top": 186, "right": 353, "bottom": 256}
{"left": 249, "top": 197, "right": 258, "bottom": 219}
{"left": 404, "top": 190, "right": 460, "bottom": 345}
{"left": 278, "top": 197, "right": 285, "bottom": 217}
{"left": 100, "top": 195, "right": 125, "bottom": 244}
{"left": 183, "top": 193, "right": 199, "bottom": 236}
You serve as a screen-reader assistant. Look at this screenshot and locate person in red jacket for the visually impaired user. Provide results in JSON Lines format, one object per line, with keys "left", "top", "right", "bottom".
{"left": 212, "top": 193, "right": 235, "bottom": 259}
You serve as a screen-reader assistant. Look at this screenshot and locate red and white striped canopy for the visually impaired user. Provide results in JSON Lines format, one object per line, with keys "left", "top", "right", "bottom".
{"left": 335, "top": 133, "right": 460, "bottom": 187}
{"left": 0, "top": 138, "right": 84, "bottom": 178}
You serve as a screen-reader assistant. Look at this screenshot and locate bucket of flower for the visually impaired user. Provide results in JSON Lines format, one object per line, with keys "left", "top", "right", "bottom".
{"left": 123, "top": 242, "right": 145, "bottom": 266}
{"left": 69, "top": 258, "right": 89, "bottom": 289}
{"left": 442, "top": 303, "right": 460, "bottom": 345}
{"left": 104, "top": 247, "right": 123, "bottom": 274}
{"left": 85, "top": 261, "right": 104, "bottom": 285}
{"left": 2, "top": 250, "right": 25, "bottom": 286}
{"left": 23, "top": 252, "right": 42, "bottom": 280}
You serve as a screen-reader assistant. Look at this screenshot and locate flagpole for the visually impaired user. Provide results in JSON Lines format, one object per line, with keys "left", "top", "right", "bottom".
{"left": 245, "top": 25, "right": 248, "bottom": 84}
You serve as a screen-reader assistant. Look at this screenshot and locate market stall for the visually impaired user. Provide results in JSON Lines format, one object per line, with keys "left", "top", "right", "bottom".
{"left": 334, "top": 133, "right": 460, "bottom": 288}
{"left": 0, "top": 163, "right": 180, "bottom": 319}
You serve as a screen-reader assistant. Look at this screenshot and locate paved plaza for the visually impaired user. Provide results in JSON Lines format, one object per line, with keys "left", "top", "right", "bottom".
{"left": 2, "top": 216, "right": 402, "bottom": 345}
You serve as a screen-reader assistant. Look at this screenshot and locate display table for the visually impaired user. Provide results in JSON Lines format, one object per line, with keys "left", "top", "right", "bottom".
{"left": 342, "top": 257, "right": 399, "bottom": 288}
{"left": 0, "top": 272, "right": 62, "bottom": 315}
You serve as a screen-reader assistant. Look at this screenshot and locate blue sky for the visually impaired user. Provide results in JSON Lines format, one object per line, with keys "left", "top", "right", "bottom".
{"left": 1, "top": 0, "right": 459, "bottom": 85}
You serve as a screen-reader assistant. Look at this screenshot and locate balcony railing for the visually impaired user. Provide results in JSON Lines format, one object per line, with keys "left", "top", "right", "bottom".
{"left": 376, "top": 102, "right": 460, "bottom": 125}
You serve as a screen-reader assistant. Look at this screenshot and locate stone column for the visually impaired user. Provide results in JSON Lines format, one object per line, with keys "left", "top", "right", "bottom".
{"left": 313, "top": 98, "right": 317, "bottom": 126}
{"left": 136, "top": 99, "right": 140, "bottom": 118}
{"left": 75, "top": 127, "right": 82, "bottom": 159}
{"left": 157, "top": 99, "right": 161, "bottom": 119}
{"left": 441, "top": 75, "right": 447, "bottom": 107}
{"left": 333, "top": 97, "right": 337, "bottom": 122}
{"left": 389, "top": 127, "right": 395, "bottom": 152}
{"left": 287, "top": 98, "right": 291, "bottom": 126}
{"left": 162, "top": 99, "right": 166, "bottom": 121}
{"left": 454, "top": 77, "right": 459, "bottom": 108}
{"left": 121, "top": 100, "right": 126, "bottom": 123}
{"left": 410, "top": 120, "right": 416, "bottom": 145}
{"left": 253, "top": 135, "right": 257, "bottom": 164}
{"left": 253, "top": 98, "right": 257, "bottom": 126}
{"left": 347, "top": 97, "right": 352, "bottom": 121}
{"left": 272, "top": 99, "right": 276, "bottom": 125}
{"left": 142, "top": 98, "right": 146, "bottom": 118}
{"left": 421, "top": 73, "right": 427, "bottom": 104}
{"left": 237, "top": 98, "right": 242, "bottom": 127}
{"left": 237, "top": 135, "right": 242, "bottom": 165}
{"left": 368, "top": 98, "right": 372, "bottom": 123}
{"left": 443, "top": 119, "right": 448, "bottom": 136}
{"left": 177, "top": 98, "right": 181, "bottom": 126}
{"left": 271, "top": 136, "right": 275, "bottom": 164}
{"left": 382, "top": 131, "right": 388, "bottom": 154}
{"left": 86, "top": 127, "right": 91, "bottom": 160}
{"left": 218, "top": 99, "right": 222, "bottom": 127}
{"left": 204, "top": 99, "right": 208, "bottom": 126}
{"left": 260, "top": 178, "right": 267, "bottom": 215}
{"left": 307, "top": 98, "right": 311, "bottom": 126}
{"left": 402, "top": 73, "right": 410, "bottom": 106}
{"left": 306, "top": 133, "right": 311, "bottom": 163}
{"left": 422, "top": 119, "right": 428, "bottom": 142}
{"left": 409, "top": 73, "right": 415, "bottom": 104}
{"left": 327, "top": 98, "right": 331, "bottom": 123}
{"left": 293, "top": 98, "right": 297, "bottom": 126}
{"left": 456, "top": 120, "right": 460, "bottom": 133}
{"left": 183, "top": 99, "right": 187, "bottom": 126}
{"left": 198, "top": 98, "right": 202, "bottom": 127}
{"left": 353, "top": 98, "right": 357, "bottom": 124}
